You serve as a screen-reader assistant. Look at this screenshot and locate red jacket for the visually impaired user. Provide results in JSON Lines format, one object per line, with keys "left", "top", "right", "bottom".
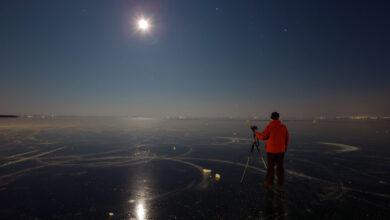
{"left": 255, "top": 120, "right": 289, "bottom": 153}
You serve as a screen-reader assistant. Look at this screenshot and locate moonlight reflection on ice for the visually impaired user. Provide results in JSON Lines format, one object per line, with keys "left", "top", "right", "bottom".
{"left": 136, "top": 202, "right": 146, "bottom": 220}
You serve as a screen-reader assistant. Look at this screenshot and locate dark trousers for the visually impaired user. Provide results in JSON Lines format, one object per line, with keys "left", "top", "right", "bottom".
{"left": 266, "top": 153, "right": 285, "bottom": 186}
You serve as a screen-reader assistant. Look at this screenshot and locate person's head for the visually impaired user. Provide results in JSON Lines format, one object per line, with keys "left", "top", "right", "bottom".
{"left": 271, "top": 112, "right": 280, "bottom": 120}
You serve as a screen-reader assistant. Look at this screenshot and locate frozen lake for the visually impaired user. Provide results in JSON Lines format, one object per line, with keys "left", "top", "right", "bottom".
{"left": 0, "top": 117, "right": 389, "bottom": 219}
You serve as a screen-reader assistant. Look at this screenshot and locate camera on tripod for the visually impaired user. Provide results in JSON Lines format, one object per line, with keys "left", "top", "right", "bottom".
{"left": 240, "top": 124, "right": 267, "bottom": 183}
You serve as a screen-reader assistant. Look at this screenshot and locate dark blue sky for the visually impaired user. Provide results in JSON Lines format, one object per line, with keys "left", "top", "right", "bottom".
{"left": 1, "top": 0, "right": 389, "bottom": 117}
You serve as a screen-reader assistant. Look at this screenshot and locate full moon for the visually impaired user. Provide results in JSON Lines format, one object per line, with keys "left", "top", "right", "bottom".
{"left": 137, "top": 18, "right": 150, "bottom": 31}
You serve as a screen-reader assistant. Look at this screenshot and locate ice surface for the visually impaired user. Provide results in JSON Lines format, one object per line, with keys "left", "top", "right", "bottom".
{"left": 0, "top": 118, "right": 389, "bottom": 219}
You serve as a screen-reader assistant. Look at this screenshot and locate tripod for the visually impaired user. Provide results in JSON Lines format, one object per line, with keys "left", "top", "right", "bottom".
{"left": 240, "top": 131, "right": 267, "bottom": 183}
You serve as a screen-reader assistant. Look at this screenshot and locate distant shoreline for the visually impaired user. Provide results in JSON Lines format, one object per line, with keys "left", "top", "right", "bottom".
{"left": 0, "top": 114, "right": 389, "bottom": 121}
{"left": 0, "top": 115, "right": 19, "bottom": 118}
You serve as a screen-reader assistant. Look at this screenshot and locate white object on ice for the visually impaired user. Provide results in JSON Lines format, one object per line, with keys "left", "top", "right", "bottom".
{"left": 215, "top": 173, "right": 221, "bottom": 181}
{"left": 202, "top": 169, "right": 212, "bottom": 174}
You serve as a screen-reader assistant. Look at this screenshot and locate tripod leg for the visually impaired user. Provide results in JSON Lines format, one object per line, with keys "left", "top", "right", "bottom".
{"left": 255, "top": 141, "right": 268, "bottom": 169}
{"left": 240, "top": 140, "right": 256, "bottom": 183}
{"left": 240, "top": 156, "right": 251, "bottom": 183}
{"left": 260, "top": 153, "right": 267, "bottom": 169}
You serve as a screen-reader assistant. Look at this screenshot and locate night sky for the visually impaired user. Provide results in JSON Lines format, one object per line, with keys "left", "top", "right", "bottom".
{"left": 1, "top": 0, "right": 389, "bottom": 117}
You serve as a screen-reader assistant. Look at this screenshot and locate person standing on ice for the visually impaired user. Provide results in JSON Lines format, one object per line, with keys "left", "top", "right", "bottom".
{"left": 251, "top": 112, "right": 289, "bottom": 188}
